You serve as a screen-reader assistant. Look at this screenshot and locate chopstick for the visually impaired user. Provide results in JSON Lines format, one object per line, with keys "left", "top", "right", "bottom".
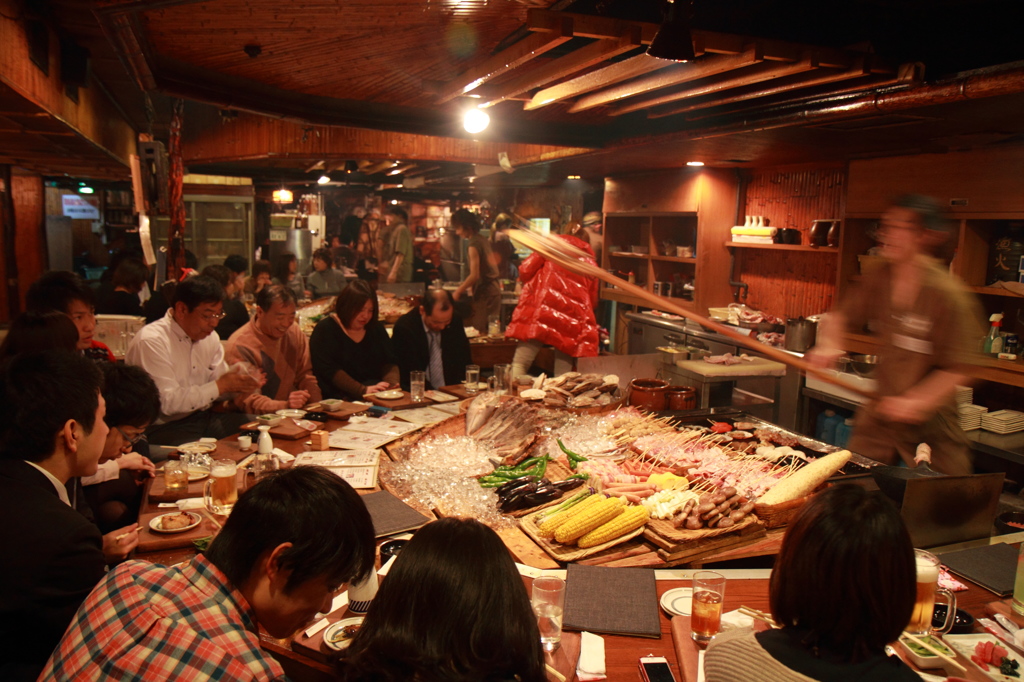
{"left": 900, "top": 631, "right": 966, "bottom": 674}
{"left": 738, "top": 606, "right": 778, "bottom": 628}
{"left": 199, "top": 509, "right": 224, "bottom": 531}
{"left": 544, "top": 663, "right": 566, "bottom": 682}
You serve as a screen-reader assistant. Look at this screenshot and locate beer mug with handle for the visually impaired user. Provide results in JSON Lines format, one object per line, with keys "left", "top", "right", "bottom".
{"left": 204, "top": 459, "right": 239, "bottom": 515}
{"left": 906, "top": 549, "right": 956, "bottom": 636}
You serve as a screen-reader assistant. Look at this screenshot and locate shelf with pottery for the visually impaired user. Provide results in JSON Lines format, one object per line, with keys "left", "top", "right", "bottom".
{"left": 602, "top": 211, "right": 699, "bottom": 305}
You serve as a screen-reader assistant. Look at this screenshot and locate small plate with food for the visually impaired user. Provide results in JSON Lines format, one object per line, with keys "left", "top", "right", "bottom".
{"left": 323, "top": 617, "right": 364, "bottom": 651}
{"left": 944, "top": 634, "right": 1023, "bottom": 681}
{"left": 276, "top": 408, "right": 308, "bottom": 419}
{"left": 177, "top": 441, "right": 217, "bottom": 455}
{"left": 373, "top": 389, "right": 405, "bottom": 400}
{"left": 149, "top": 511, "right": 201, "bottom": 534}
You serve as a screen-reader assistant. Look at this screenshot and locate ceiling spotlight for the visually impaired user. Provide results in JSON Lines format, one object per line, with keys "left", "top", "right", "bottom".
{"left": 647, "top": 0, "right": 696, "bottom": 62}
{"left": 463, "top": 108, "right": 490, "bottom": 134}
{"left": 272, "top": 188, "right": 293, "bottom": 203}
{"left": 567, "top": 175, "right": 581, "bottom": 180}
{"left": 390, "top": 199, "right": 399, "bottom": 205}
{"left": 78, "top": 186, "right": 94, "bottom": 194}
{"left": 686, "top": 161, "right": 705, "bottom": 167}
{"left": 317, "top": 175, "right": 330, "bottom": 185}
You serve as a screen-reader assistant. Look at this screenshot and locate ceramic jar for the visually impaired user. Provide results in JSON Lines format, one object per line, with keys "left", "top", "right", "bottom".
{"left": 628, "top": 378, "right": 668, "bottom": 411}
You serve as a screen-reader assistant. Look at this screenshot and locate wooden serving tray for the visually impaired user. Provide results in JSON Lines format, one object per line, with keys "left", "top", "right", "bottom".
{"left": 645, "top": 514, "right": 760, "bottom": 545}
{"left": 362, "top": 390, "right": 426, "bottom": 410}
{"left": 241, "top": 418, "right": 323, "bottom": 440}
{"left": 519, "top": 508, "right": 646, "bottom": 562}
{"left": 306, "top": 401, "right": 370, "bottom": 420}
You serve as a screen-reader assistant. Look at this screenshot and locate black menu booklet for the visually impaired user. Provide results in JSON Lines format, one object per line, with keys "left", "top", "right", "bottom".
{"left": 360, "top": 490, "right": 432, "bottom": 538}
{"left": 938, "top": 542, "right": 1017, "bottom": 597}
{"left": 562, "top": 563, "right": 661, "bottom": 639}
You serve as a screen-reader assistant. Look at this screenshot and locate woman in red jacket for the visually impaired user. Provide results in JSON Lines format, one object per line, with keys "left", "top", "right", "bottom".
{"left": 506, "top": 233, "right": 599, "bottom": 379}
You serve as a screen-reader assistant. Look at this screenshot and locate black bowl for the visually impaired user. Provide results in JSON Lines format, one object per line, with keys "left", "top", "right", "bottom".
{"left": 932, "top": 604, "right": 975, "bottom": 634}
{"left": 379, "top": 539, "right": 407, "bottom": 562}
{"left": 996, "top": 511, "right": 1024, "bottom": 535}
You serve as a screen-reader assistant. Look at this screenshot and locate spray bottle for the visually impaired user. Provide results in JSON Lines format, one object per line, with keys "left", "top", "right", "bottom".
{"left": 985, "top": 313, "right": 1004, "bottom": 354}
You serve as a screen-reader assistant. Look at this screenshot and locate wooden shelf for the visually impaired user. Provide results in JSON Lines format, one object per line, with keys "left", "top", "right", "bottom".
{"left": 968, "top": 285, "right": 1024, "bottom": 298}
{"left": 651, "top": 255, "right": 697, "bottom": 264}
{"left": 725, "top": 242, "right": 839, "bottom": 253}
{"left": 608, "top": 251, "right": 649, "bottom": 258}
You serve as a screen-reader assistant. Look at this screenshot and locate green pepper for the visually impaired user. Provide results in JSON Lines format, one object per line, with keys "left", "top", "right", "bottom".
{"left": 556, "top": 439, "right": 588, "bottom": 470}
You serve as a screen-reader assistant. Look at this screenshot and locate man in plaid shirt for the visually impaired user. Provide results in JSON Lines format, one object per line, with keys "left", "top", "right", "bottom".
{"left": 42, "top": 467, "right": 376, "bottom": 680}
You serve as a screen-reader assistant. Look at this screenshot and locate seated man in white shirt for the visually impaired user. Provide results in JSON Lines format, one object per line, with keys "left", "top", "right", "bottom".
{"left": 0, "top": 350, "right": 109, "bottom": 681}
{"left": 126, "top": 275, "right": 263, "bottom": 447}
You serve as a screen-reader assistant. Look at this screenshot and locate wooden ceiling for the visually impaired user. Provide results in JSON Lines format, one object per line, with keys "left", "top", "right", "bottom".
{"left": 17, "top": 0, "right": 1024, "bottom": 189}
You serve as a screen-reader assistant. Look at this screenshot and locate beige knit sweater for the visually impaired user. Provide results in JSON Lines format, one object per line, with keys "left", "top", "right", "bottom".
{"left": 704, "top": 629, "right": 818, "bottom": 682}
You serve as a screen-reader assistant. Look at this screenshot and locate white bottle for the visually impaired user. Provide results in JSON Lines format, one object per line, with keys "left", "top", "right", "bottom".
{"left": 257, "top": 424, "right": 273, "bottom": 454}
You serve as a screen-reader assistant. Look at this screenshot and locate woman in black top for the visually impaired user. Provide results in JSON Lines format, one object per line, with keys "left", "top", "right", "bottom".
{"left": 310, "top": 279, "right": 398, "bottom": 399}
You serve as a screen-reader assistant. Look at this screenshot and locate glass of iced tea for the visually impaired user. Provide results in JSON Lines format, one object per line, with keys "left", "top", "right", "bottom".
{"left": 907, "top": 549, "right": 956, "bottom": 636}
{"left": 203, "top": 459, "right": 238, "bottom": 515}
{"left": 691, "top": 571, "right": 726, "bottom": 644}
{"left": 164, "top": 459, "right": 188, "bottom": 492}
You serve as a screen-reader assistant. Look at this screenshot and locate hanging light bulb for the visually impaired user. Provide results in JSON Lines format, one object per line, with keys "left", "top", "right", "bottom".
{"left": 463, "top": 108, "right": 490, "bottom": 134}
{"left": 273, "top": 188, "right": 294, "bottom": 203}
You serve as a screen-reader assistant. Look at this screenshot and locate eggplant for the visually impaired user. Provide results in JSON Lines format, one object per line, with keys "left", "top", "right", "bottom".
{"left": 495, "top": 476, "right": 538, "bottom": 497}
{"left": 498, "top": 484, "right": 561, "bottom": 513}
{"left": 550, "top": 478, "right": 585, "bottom": 492}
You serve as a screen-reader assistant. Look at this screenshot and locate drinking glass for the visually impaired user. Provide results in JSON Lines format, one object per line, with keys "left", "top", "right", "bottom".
{"left": 907, "top": 549, "right": 956, "bottom": 635}
{"left": 488, "top": 314, "right": 501, "bottom": 337}
{"left": 691, "top": 571, "right": 726, "bottom": 643}
{"left": 410, "top": 370, "right": 426, "bottom": 402}
{"left": 465, "top": 365, "right": 480, "bottom": 394}
{"left": 164, "top": 459, "right": 188, "bottom": 492}
{"left": 532, "top": 576, "right": 565, "bottom": 652}
{"left": 204, "top": 459, "right": 238, "bottom": 515}
{"left": 492, "top": 364, "right": 510, "bottom": 394}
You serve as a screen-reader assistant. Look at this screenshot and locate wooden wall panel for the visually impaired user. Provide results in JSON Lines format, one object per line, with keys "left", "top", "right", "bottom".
{"left": 13, "top": 173, "right": 45, "bottom": 307}
{"left": 738, "top": 166, "right": 844, "bottom": 318}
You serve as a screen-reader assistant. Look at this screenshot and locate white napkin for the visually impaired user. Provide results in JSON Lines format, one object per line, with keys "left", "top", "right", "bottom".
{"left": 271, "top": 448, "right": 296, "bottom": 463}
{"left": 720, "top": 609, "right": 755, "bottom": 632}
{"left": 176, "top": 498, "right": 205, "bottom": 510}
{"left": 577, "top": 631, "right": 606, "bottom": 681}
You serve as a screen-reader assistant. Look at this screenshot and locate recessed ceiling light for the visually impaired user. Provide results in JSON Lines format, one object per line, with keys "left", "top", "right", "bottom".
{"left": 463, "top": 108, "right": 490, "bottom": 134}
{"left": 686, "top": 161, "right": 705, "bottom": 167}
{"left": 78, "top": 186, "right": 94, "bottom": 194}
{"left": 566, "top": 175, "right": 581, "bottom": 180}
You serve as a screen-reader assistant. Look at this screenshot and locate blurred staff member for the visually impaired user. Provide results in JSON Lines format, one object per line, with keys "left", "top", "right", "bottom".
{"left": 310, "top": 279, "right": 398, "bottom": 399}
{"left": 380, "top": 206, "right": 413, "bottom": 284}
{"left": 391, "top": 288, "right": 471, "bottom": 391}
{"left": 95, "top": 257, "right": 148, "bottom": 316}
{"left": 808, "top": 195, "right": 984, "bottom": 475}
{"left": 225, "top": 284, "right": 322, "bottom": 414}
{"left": 356, "top": 208, "right": 383, "bottom": 279}
{"left": 450, "top": 209, "right": 501, "bottom": 334}
{"left": 576, "top": 211, "right": 603, "bottom": 265}
{"left": 490, "top": 212, "right": 519, "bottom": 281}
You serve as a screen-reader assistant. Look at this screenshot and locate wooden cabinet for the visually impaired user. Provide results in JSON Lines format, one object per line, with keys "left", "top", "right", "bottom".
{"left": 601, "top": 168, "right": 737, "bottom": 312}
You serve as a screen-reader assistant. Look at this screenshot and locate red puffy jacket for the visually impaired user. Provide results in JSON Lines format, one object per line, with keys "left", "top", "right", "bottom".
{"left": 505, "top": 234, "right": 599, "bottom": 358}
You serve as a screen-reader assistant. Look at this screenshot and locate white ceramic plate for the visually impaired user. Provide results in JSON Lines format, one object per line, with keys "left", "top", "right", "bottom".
{"left": 322, "top": 617, "right": 364, "bottom": 651}
{"left": 276, "top": 408, "right": 307, "bottom": 418}
{"left": 177, "top": 441, "right": 216, "bottom": 455}
{"left": 660, "top": 587, "right": 692, "bottom": 617}
{"left": 944, "top": 633, "right": 1024, "bottom": 681}
{"left": 374, "top": 389, "right": 404, "bottom": 400}
{"left": 149, "top": 512, "right": 201, "bottom": 534}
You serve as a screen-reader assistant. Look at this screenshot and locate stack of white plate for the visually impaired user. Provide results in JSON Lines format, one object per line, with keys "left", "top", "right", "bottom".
{"left": 981, "top": 409, "right": 1024, "bottom": 434}
{"left": 955, "top": 385, "right": 973, "bottom": 405}
{"left": 958, "top": 403, "right": 987, "bottom": 431}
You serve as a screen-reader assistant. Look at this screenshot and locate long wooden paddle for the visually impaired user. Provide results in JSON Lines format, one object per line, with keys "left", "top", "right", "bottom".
{"left": 508, "top": 225, "right": 879, "bottom": 401}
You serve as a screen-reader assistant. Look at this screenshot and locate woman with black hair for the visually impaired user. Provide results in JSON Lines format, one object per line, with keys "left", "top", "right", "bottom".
{"left": 308, "top": 247, "right": 346, "bottom": 299}
{"left": 705, "top": 484, "right": 920, "bottom": 682}
{"left": 272, "top": 252, "right": 307, "bottom": 300}
{"left": 96, "top": 257, "right": 149, "bottom": 316}
{"left": 341, "top": 517, "right": 546, "bottom": 682}
{"left": 0, "top": 310, "right": 80, "bottom": 361}
{"left": 309, "top": 279, "right": 398, "bottom": 399}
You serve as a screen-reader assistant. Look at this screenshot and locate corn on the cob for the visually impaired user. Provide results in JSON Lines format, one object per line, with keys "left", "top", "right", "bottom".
{"left": 578, "top": 505, "right": 650, "bottom": 548}
{"left": 536, "top": 493, "right": 598, "bottom": 537}
{"left": 555, "top": 496, "right": 624, "bottom": 544}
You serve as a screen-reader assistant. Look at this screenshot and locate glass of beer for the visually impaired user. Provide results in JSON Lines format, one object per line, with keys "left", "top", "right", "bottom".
{"left": 907, "top": 549, "right": 956, "bottom": 635}
{"left": 164, "top": 459, "right": 188, "bottom": 492}
{"left": 691, "top": 571, "right": 726, "bottom": 644}
{"left": 204, "top": 459, "right": 238, "bottom": 515}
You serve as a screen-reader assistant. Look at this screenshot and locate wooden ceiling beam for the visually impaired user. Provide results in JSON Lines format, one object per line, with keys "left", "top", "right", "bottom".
{"left": 526, "top": 8, "right": 659, "bottom": 44}
{"left": 613, "top": 52, "right": 826, "bottom": 116}
{"left": 649, "top": 57, "right": 893, "bottom": 118}
{"left": 436, "top": 22, "right": 575, "bottom": 103}
{"left": 479, "top": 29, "right": 642, "bottom": 108}
{"left": 525, "top": 53, "right": 673, "bottom": 111}
{"left": 569, "top": 45, "right": 765, "bottom": 113}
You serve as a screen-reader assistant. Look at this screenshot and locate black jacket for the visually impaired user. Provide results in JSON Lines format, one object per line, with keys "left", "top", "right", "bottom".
{"left": 391, "top": 308, "right": 472, "bottom": 390}
{"left": 0, "top": 458, "right": 105, "bottom": 681}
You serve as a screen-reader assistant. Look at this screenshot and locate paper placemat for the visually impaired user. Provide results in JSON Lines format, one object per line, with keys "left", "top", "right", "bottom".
{"left": 562, "top": 563, "right": 661, "bottom": 639}
{"left": 361, "top": 490, "right": 433, "bottom": 538}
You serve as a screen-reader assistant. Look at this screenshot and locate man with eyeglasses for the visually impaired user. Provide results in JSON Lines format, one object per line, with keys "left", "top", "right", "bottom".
{"left": 127, "top": 275, "right": 264, "bottom": 446}
{"left": 808, "top": 195, "right": 984, "bottom": 475}
{"left": 225, "top": 284, "right": 321, "bottom": 414}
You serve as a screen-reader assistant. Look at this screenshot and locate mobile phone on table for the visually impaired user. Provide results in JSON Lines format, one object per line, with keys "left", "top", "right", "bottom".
{"left": 639, "top": 656, "right": 677, "bottom": 682}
